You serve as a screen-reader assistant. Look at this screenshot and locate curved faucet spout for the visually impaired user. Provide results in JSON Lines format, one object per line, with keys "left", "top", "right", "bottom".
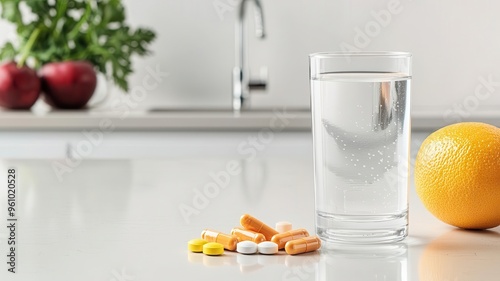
{"left": 233, "top": 0, "right": 267, "bottom": 111}
{"left": 239, "top": 0, "right": 266, "bottom": 39}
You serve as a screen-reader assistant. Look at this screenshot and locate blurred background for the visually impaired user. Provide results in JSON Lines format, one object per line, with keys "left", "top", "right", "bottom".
{"left": 1, "top": 0, "right": 500, "bottom": 113}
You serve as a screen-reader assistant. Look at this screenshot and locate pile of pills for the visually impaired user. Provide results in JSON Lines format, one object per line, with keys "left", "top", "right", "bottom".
{"left": 188, "top": 214, "right": 321, "bottom": 256}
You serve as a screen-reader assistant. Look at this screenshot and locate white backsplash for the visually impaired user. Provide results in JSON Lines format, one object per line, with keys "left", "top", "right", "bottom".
{"left": 1, "top": 0, "right": 500, "bottom": 115}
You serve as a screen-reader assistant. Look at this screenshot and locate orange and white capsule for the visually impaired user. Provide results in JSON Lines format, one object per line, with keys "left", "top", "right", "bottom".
{"left": 240, "top": 214, "right": 279, "bottom": 241}
{"left": 284, "top": 236, "right": 321, "bottom": 255}
{"left": 271, "top": 228, "right": 310, "bottom": 249}
{"left": 231, "top": 227, "right": 266, "bottom": 244}
{"left": 201, "top": 229, "right": 238, "bottom": 251}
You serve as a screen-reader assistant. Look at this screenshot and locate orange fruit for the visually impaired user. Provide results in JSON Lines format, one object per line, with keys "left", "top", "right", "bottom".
{"left": 415, "top": 122, "right": 500, "bottom": 229}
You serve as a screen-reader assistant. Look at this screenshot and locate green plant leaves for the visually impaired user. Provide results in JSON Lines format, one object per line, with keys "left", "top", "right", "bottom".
{"left": 0, "top": 0, "right": 156, "bottom": 92}
{"left": 0, "top": 0, "right": 22, "bottom": 24}
{"left": 0, "top": 42, "right": 16, "bottom": 61}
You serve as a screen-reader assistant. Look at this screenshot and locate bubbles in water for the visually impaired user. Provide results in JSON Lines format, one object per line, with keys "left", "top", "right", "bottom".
{"left": 314, "top": 74, "right": 410, "bottom": 214}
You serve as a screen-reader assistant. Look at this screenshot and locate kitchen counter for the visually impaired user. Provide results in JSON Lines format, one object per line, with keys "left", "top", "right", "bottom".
{"left": 0, "top": 108, "right": 311, "bottom": 131}
{"left": 1, "top": 108, "right": 499, "bottom": 131}
{"left": 0, "top": 132, "right": 498, "bottom": 281}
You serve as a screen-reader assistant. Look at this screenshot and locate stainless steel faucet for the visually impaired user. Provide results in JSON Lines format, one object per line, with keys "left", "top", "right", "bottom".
{"left": 232, "top": 0, "right": 267, "bottom": 111}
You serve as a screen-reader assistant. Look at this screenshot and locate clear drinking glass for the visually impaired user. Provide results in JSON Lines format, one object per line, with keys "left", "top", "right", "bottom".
{"left": 309, "top": 52, "right": 412, "bottom": 244}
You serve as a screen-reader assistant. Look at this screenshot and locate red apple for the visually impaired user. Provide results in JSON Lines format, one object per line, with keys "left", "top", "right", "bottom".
{"left": 41, "top": 61, "right": 97, "bottom": 109}
{"left": 0, "top": 61, "right": 41, "bottom": 109}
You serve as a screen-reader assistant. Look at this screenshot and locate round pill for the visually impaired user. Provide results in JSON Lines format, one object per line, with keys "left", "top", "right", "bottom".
{"left": 258, "top": 241, "right": 278, "bottom": 255}
{"left": 237, "top": 241, "right": 258, "bottom": 254}
{"left": 275, "top": 221, "right": 292, "bottom": 233}
{"left": 188, "top": 238, "right": 208, "bottom": 253}
{"left": 203, "top": 242, "right": 224, "bottom": 256}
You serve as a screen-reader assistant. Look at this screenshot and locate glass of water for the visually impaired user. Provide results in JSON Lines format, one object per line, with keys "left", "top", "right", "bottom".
{"left": 309, "top": 52, "right": 412, "bottom": 244}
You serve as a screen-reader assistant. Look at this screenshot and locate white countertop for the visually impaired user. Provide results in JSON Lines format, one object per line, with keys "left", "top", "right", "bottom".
{"left": 0, "top": 108, "right": 312, "bottom": 131}
{"left": 0, "top": 132, "right": 498, "bottom": 281}
{"left": 1, "top": 109, "right": 499, "bottom": 131}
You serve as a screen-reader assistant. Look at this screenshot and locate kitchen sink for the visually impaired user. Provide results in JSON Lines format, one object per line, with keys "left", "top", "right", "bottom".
{"left": 148, "top": 107, "right": 311, "bottom": 113}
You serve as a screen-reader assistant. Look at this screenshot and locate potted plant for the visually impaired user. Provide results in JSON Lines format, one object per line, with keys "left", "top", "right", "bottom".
{"left": 0, "top": 0, "right": 156, "bottom": 109}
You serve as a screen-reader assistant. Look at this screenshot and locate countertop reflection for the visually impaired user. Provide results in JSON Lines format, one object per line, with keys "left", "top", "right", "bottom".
{"left": 0, "top": 132, "right": 498, "bottom": 281}
{"left": 419, "top": 230, "right": 500, "bottom": 281}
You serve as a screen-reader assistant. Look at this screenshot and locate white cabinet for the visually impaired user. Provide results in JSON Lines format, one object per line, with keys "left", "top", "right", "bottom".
{"left": 0, "top": 131, "right": 314, "bottom": 159}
